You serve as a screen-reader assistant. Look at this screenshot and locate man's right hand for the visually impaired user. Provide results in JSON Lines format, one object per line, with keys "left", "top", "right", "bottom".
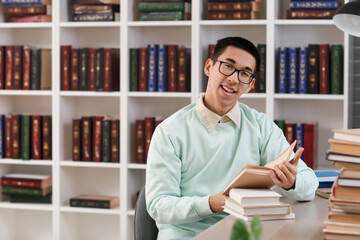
{"left": 209, "top": 192, "right": 226, "bottom": 213}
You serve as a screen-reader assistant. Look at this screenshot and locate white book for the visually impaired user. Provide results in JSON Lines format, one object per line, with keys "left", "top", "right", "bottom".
{"left": 2, "top": 173, "right": 51, "bottom": 180}
{"left": 223, "top": 206, "right": 295, "bottom": 222}
{"left": 229, "top": 188, "right": 282, "bottom": 207}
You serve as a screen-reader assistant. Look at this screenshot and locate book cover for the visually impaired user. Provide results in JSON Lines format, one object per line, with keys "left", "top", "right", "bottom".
{"left": 20, "top": 114, "right": 31, "bottom": 160}
{"left": 147, "top": 44, "right": 158, "bottom": 92}
{"left": 144, "top": 117, "right": 155, "bottom": 163}
{"left": 332, "top": 182, "right": 360, "bottom": 200}
{"left": 331, "top": 44, "right": 343, "bottom": 94}
{"left": 1, "top": 173, "right": 52, "bottom": 189}
{"left": 103, "top": 48, "right": 112, "bottom": 92}
{"left": 224, "top": 206, "right": 295, "bottom": 222}
{"left": 256, "top": 44, "right": 266, "bottom": 93}
{"left": 70, "top": 194, "right": 120, "bottom": 209}
{"left": 290, "top": 1, "right": 338, "bottom": 9}
{"left": 111, "top": 119, "right": 119, "bottom": 163}
{"left": 22, "top": 46, "right": 31, "bottom": 90}
{"left": 138, "top": 2, "right": 188, "bottom": 12}
{"left": 207, "top": 2, "right": 255, "bottom": 11}
{"left": 88, "top": 48, "right": 96, "bottom": 91}
{"left": 31, "top": 115, "right": 42, "bottom": 160}
{"left": 7, "top": 15, "right": 52, "bottom": 23}
{"left": 319, "top": 44, "right": 330, "bottom": 94}
{"left": 288, "top": 47, "right": 298, "bottom": 94}
{"left": 295, "top": 123, "right": 303, "bottom": 158}
{"left": 71, "top": 48, "right": 79, "bottom": 90}
{"left": 157, "top": 44, "right": 168, "bottom": 92}
{"left": 4, "top": 114, "right": 12, "bottom": 158}
{"left": 138, "top": 47, "right": 148, "bottom": 92}
{"left": 206, "top": 11, "right": 251, "bottom": 20}
{"left": 73, "top": 12, "right": 115, "bottom": 22}
{"left": 0, "top": 115, "right": 3, "bottom": 158}
{"left": 167, "top": 45, "right": 178, "bottom": 92}
{"left": 12, "top": 45, "right": 23, "bottom": 90}
{"left": 332, "top": 128, "right": 360, "bottom": 143}
{"left": 2, "top": 4, "right": 47, "bottom": 15}
{"left": 278, "top": 47, "right": 288, "bottom": 93}
{"left": 81, "top": 116, "right": 92, "bottom": 161}
{"left": 315, "top": 170, "right": 339, "bottom": 182}
{"left": 10, "top": 194, "right": 52, "bottom": 204}
{"left": 328, "top": 138, "right": 360, "bottom": 157}
{"left": 129, "top": 48, "right": 139, "bottom": 91}
{"left": 286, "top": 9, "right": 336, "bottom": 19}
{"left": 303, "top": 122, "right": 318, "bottom": 169}
{"left": 1, "top": 0, "right": 52, "bottom": 4}
{"left": 42, "top": 115, "right": 52, "bottom": 160}
{"left": 72, "top": 119, "right": 81, "bottom": 161}
{"left": 78, "top": 48, "right": 89, "bottom": 91}
{"left": 285, "top": 122, "right": 295, "bottom": 145}
{"left": 228, "top": 188, "right": 282, "bottom": 207}
{"left": 111, "top": 48, "right": 120, "bottom": 92}
{"left": 327, "top": 152, "right": 360, "bottom": 165}
{"left": 0, "top": 46, "right": 4, "bottom": 89}
{"left": 340, "top": 168, "right": 360, "bottom": 180}
{"left": 30, "top": 48, "right": 41, "bottom": 90}
{"left": 40, "top": 49, "right": 52, "bottom": 90}
{"left": 307, "top": 44, "right": 319, "bottom": 94}
{"left": 136, "top": 119, "right": 145, "bottom": 164}
{"left": 73, "top": 4, "right": 114, "bottom": 14}
{"left": 92, "top": 116, "right": 103, "bottom": 162}
{"left": 2, "top": 185, "right": 52, "bottom": 196}
{"left": 5, "top": 46, "right": 13, "bottom": 90}
{"left": 140, "top": 11, "right": 185, "bottom": 21}
{"left": 298, "top": 46, "right": 307, "bottom": 94}
{"left": 61, "top": 45, "right": 71, "bottom": 91}
{"left": 177, "top": 47, "right": 190, "bottom": 92}
{"left": 11, "top": 114, "right": 20, "bottom": 159}
{"left": 101, "top": 118, "right": 111, "bottom": 162}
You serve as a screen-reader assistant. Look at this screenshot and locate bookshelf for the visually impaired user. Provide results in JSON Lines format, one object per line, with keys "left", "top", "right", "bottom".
{"left": 0, "top": 0, "right": 351, "bottom": 239}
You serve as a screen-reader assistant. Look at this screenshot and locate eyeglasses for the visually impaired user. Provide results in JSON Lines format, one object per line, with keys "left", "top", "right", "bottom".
{"left": 212, "top": 59, "right": 255, "bottom": 84}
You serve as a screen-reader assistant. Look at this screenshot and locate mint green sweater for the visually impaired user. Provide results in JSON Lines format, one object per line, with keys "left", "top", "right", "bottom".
{"left": 145, "top": 102, "right": 318, "bottom": 240}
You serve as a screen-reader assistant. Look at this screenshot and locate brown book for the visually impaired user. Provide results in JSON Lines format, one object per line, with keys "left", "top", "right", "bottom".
{"left": 70, "top": 194, "right": 120, "bottom": 209}
{"left": 61, "top": 46, "right": 71, "bottom": 91}
{"left": 111, "top": 48, "right": 120, "bottom": 92}
{"left": 177, "top": 47, "right": 190, "bottom": 92}
{"left": 285, "top": 122, "right": 295, "bottom": 145}
{"left": 73, "top": 4, "right": 114, "bottom": 14}
{"left": 144, "top": 117, "right": 155, "bottom": 163}
{"left": 2, "top": 5, "right": 47, "bottom": 15}
{"left": 223, "top": 141, "right": 296, "bottom": 196}
{"left": 135, "top": 120, "right": 145, "bottom": 164}
{"left": 31, "top": 115, "right": 42, "bottom": 160}
{"left": 82, "top": 117, "right": 92, "bottom": 161}
{"left": 167, "top": 45, "right": 178, "bottom": 92}
{"left": 340, "top": 168, "right": 360, "bottom": 180}
{"left": 88, "top": 48, "right": 96, "bottom": 91}
{"left": 92, "top": 116, "right": 103, "bottom": 162}
{"left": 0, "top": 46, "right": 4, "bottom": 89}
{"left": 8, "top": 15, "right": 52, "bottom": 23}
{"left": 328, "top": 210, "right": 360, "bottom": 224}
{"left": 139, "top": 47, "right": 148, "bottom": 92}
{"left": 333, "top": 181, "right": 360, "bottom": 201}
{"left": 72, "top": 119, "right": 81, "bottom": 161}
{"left": 111, "top": 119, "right": 120, "bottom": 163}
{"left": 286, "top": 10, "right": 336, "bottom": 19}
{"left": 4, "top": 114, "right": 12, "bottom": 158}
{"left": 333, "top": 161, "right": 360, "bottom": 171}
{"left": 208, "top": 2, "right": 261, "bottom": 12}
{"left": 5, "top": 46, "right": 13, "bottom": 90}
{"left": 71, "top": 48, "right": 79, "bottom": 90}
{"left": 12, "top": 46, "right": 23, "bottom": 90}
{"left": 319, "top": 44, "right": 330, "bottom": 94}
{"left": 22, "top": 47, "right": 31, "bottom": 90}
{"left": 328, "top": 138, "right": 360, "bottom": 157}
{"left": 42, "top": 115, "right": 52, "bottom": 160}
{"left": 206, "top": 11, "right": 251, "bottom": 20}
{"left": 41, "top": 49, "right": 51, "bottom": 90}
{"left": 308, "top": 44, "right": 319, "bottom": 94}
{"left": 103, "top": 48, "right": 111, "bottom": 92}
{"left": 11, "top": 114, "right": 20, "bottom": 159}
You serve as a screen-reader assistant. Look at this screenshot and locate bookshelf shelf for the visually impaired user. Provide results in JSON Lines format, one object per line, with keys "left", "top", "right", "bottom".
{"left": 60, "top": 22, "right": 121, "bottom": 28}
{"left": 0, "top": 90, "right": 53, "bottom": 96}
{"left": 60, "top": 206, "right": 121, "bottom": 215}
{"left": 128, "top": 20, "right": 192, "bottom": 27}
{"left": 274, "top": 94, "right": 346, "bottom": 100}
{"left": 274, "top": 20, "right": 335, "bottom": 25}
{"left": 199, "top": 20, "right": 268, "bottom": 26}
{"left": 0, "top": 159, "right": 53, "bottom": 166}
{"left": 127, "top": 92, "right": 192, "bottom": 98}
{"left": 0, "top": 202, "right": 53, "bottom": 211}
{"left": 0, "top": 23, "right": 52, "bottom": 28}
{"left": 60, "top": 91, "right": 121, "bottom": 97}
{"left": 60, "top": 161, "right": 121, "bottom": 169}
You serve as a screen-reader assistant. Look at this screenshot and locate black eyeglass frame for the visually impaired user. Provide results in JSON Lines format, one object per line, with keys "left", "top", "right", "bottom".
{"left": 212, "top": 59, "right": 255, "bottom": 84}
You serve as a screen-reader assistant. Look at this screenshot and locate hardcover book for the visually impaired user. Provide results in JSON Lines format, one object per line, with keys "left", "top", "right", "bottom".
{"left": 332, "top": 128, "right": 360, "bottom": 143}
{"left": 20, "top": 115, "right": 31, "bottom": 160}
{"left": 11, "top": 114, "right": 20, "bottom": 159}
{"left": 111, "top": 119, "right": 120, "bottom": 163}
{"left": 1, "top": 173, "right": 52, "bottom": 189}
{"left": 331, "top": 44, "right": 343, "bottom": 94}
{"left": 40, "top": 49, "right": 52, "bottom": 90}
{"left": 307, "top": 44, "right": 319, "bottom": 94}
{"left": 30, "top": 48, "right": 41, "bottom": 90}
{"left": 70, "top": 194, "right": 120, "bottom": 209}
{"left": 2, "top": 185, "right": 52, "bottom": 196}
{"left": 298, "top": 47, "right": 307, "bottom": 93}
{"left": 92, "top": 116, "right": 104, "bottom": 162}
{"left": 71, "top": 48, "right": 79, "bottom": 90}
{"left": 101, "top": 118, "right": 111, "bottom": 162}
{"left": 0, "top": 46, "right": 3, "bottom": 89}
{"left": 61, "top": 45, "right": 71, "bottom": 91}
{"left": 72, "top": 119, "right": 81, "bottom": 161}
{"left": 319, "top": 44, "right": 330, "bottom": 94}
{"left": 278, "top": 47, "right": 288, "bottom": 93}
{"left": 136, "top": 119, "right": 145, "bottom": 164}
{"left": 31, "top": 115, "right": 42, "bottom": 160}
{"left": 81, "top": 116, "right": 92, "bottom": 161}
{"left": 42, "top": 115, "right": 52, "bottom": 160}
{"left": 167, "top": 45, "right": 178, "bottom": 92}
{"left": 22, "top": 47, "right": 31, "bottom": 90}
{"left": 147, "top": 44, "right": 158, "bottom": 92}
{"left": 129, "top": 48, "right": 139, "bottom": 91}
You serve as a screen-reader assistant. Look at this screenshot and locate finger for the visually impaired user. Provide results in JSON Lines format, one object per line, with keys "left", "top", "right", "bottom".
{"left": 273, "top": 165, "right": 287, "bottom": 182}
{"left": 283, "top": 161, "right": 298, "bottom": 176}
{"left": 269, "top": 170, "right": 282, "bottom": 186}
{"left": 290, "top": 147, "right": 304, "bottom": 166}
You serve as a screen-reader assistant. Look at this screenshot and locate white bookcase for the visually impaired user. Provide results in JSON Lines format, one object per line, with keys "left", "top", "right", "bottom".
{"left": 0, "top": 0, "right": 351, "bottom": 239}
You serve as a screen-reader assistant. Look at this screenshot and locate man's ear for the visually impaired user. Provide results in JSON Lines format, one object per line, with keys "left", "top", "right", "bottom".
{"left": 246, "top": 78, "right": 256, "bottom": 92}
{"left": 204, "top": 58, "right": 212, "bottom": 77}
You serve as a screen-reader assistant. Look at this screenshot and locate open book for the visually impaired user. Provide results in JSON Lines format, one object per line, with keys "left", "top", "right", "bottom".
{"left": 223, "top": 140, "right": 296, "bottom": 196}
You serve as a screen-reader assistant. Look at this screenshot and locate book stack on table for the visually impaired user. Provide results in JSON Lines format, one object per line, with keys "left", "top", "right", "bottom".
{"left": 1, "top": 0, "right": 52, "bottom": 23}
{"left": 1, "top": 173, "right": 52, "bottom": 203}
{"left": 322, "top": 129, "right": 360, "bottom": 239}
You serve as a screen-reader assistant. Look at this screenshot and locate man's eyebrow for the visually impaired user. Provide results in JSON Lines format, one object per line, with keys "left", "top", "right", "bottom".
{"left": 224, "top": 58, "right": 254, "bottom": 73}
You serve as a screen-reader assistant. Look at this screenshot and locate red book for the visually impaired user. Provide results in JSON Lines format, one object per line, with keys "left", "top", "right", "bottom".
{"left": 11, "top": 114, "right": 20, "bottom": 159}
{"left": 71, "top": 48, "right": 79, "bottom": 90}
{"left": 92, "top": 116, "right": 103, "bottom": 162}
{"left": 103, "top": 48, "right": 111, "bottom": 92}
{"left": 138, "top": 48, "right": 148, "bottom": 92}
{"left": 22, "top": 47, "right": 31, "bottom": 90}
{"left": 1, "top": 174, "right": 52, "bottom": 189}
{"left": 4, "top": 115, "right": 12, "bottom": 158}
{"left": 285, "top": 122, "right": 295, "bottom": 145}
{"left": 155, "top": 119, "right": 162, "bottom": 128}
{"left": 61, "top": 45, "right": 71, "bottom": 91}
{"left": 8, "top": 15, "right": 52, "bottom": 23}
{"left": 135, "top": 120, "right": 145, "bottom": 164}
{"left": 0, "top": 46, "right": 4, "bottom": 89}
{"left": 31, "top": 115, "right": 42, "bottom": 160}
{"left": 167, "top": 45, "right": 178, "bottom": 92}
{"left": 42, "top": 115, "right": 52, "bottom": 160}
{"left": 88, "top": 48, "right": 96, "bottom": 91}
{"left": 303, "top": 122, "right": 318, "bottom": 169}
{"left": 319, "top": 44, "right": 330, "bottom": 94}
{"left": 82, "top": 117, "right": 92, "bottom": 161}
{"left": 144, "top": 117, "right": 155, "bottom": 163}
{"left": 208, "top": 44, "right": 216, "bottom": 58}
{"left": 5, "top": 46, "right": 13, "bottom": 90}
{"left": 111, "top": 119, "right": 120, "bottom": 163}
{"left": 111, "top": 48, "right": 120, "bottom": 92}
{"left": 72, "top": 119, "right": 81, "bottom": 161}
{"left": 12, "top": 46, "right": 23, "bottom": 90}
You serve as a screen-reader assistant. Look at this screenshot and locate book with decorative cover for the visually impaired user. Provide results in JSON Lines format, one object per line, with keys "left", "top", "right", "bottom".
{"left": 1, "top": 173, "right": 52, "bottom": 189}
{"left": 70, "top": 194, "right": 120, "bottom": 209}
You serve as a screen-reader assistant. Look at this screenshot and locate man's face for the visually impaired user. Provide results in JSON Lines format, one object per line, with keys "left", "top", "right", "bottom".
{"left": 203, "top": 45, "right": 256, "bottom": 115}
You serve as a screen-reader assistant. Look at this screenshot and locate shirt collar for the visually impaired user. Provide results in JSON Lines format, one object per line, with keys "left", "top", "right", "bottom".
{"left": 196, "top": 95, "right": 241, "bottom": 132}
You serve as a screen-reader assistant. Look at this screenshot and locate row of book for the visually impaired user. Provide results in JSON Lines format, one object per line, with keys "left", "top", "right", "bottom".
{"left": 70, "top": 0, "right": 120, "bottom": 22}
{"left": 277, "top": 44, "right": 343, "bottom": 94}
{"left": 205, "top": 0, "right": 262, "bottom": 20}
{"left": 1, "top": 0, "right": 52, "bottom": 23}
{"left": 137, "top": 1, "right": 191, "bottom": 21}
{"left": 72, "top": 116, "right": 119, "bottom": 163}
{"left": 286, "top": 0, "right": 340, "bottom": 19}
{"left": 135, "top": 117, "right": 162, "bottom": 164}
{"left": 61, "top": 46, "right": 119, "bottom": 92}
{"left": 274, "top": 120, "right": 318, "bottom": 169}
{"left": 0, "top": 114, "right": 52, "bottom": 160}
{"left": 1, "top": 173, "right": 52, "bottom": 204}
{"left": 129, "top": 45, "right": 190, "bottom": 92}
{"left": 0, "top": 46, "right": 51, "bottom": 90}
{"left": 323, "top": 128, "right": 360, "bottom": 239}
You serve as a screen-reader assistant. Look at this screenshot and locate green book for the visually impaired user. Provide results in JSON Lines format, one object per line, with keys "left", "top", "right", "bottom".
{"left": 21, "top": 115, "right": 31, "bottom": 160}
{"left": 129, "top": 48, "right": 139, "bottom": 91}
{"left": 101, "top": 119, "right": 111, "bottom": 162}
{"left": 10, "top": 194, "right": 52, "bottom": 204}
{"left": 331, "top": 44, "right": 343, "bottom": 95}
{"left": 138, "top": 2, "right": 187, "bottom": 12}
{"left": 140, "top": 12, "right": 184, "bottom": 21}
{"left": 2, "top": 186, "right": 52, "bottom": 196}
{"left": 274, "top": 119, "right": 286, "bottom": 135}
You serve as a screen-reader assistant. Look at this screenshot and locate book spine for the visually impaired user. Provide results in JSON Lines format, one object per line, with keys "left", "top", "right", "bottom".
{"left": 73, "top": 4, "right": 113, "bottom": 14}
{"left": 298, "top": 47, "right": 307, "bottom": 94}
{"left": 81, "top": 117, "right": 92, "bottom": 161}
{"left": 295, "top": 123, "right": 304, "bottom": 158}
{"left": 0, "top": 46, "right": 3, "bottom": 89}
{"left": 208, "top": 44, "right": 216, "bottom": 59}
{"left": 1, "top": 178, "right": 41, "bottom": 188}
{"left": 319, "top": 44, "right": 330, "bottom": 94}
{"left": 136, "top": 120, "right": 145, "bottom": 164}
{"left": 285, "top": 122, "right": 295, "bottom": 145}
{"left": 208, "top": 2, "right": 253, "bottom": 11}
{"left": 5, "top": 46, "right": 13, "bottom": 90}
{"left": 290, "top": 1, "right": 338, "bottom": 9}
{"left": 10, "top": 194, "right": 51, "bottom": 204}
{"left": 111, "top": 48, "right": 120, "bottom": 92}
{"left": 147, "top": 44, "right": 158, "bottom": 92}
{"left": 303, "top": 123, "right": 317, "bottom": 169}
{"left": 42, "top": 115, "right": 52, "bottom": 160}
{"left": 278, "top": 47, "right": 288, "bottom": 93}
{"left": 101, "top": 119, "right": 111, "bottom": 162}
{"left": 11, "top": 114, "right": 20, "bottom": 159}
{"left": 2, "top": 186, "right": 48, "bottom": 196}
{"left": 111, "top": 119, "right": 119, "bottom": 163}
{"left": 20, "top": 114, "right": 31, "bottom": 160}
{"left": 129, "top": 48, "right": 139, "bottom": 91}
{"left": 331, "top": 44, "right": 343, "bottom": 94}
{"left": 31, "top": 48, "right": 41, "bottom": 90}
{"left": 70, "top": 48, "right": 79, "bottom": 91}
{"left": 288, "top": 47, "right": 298, "bottom": 94}
{"left": 0, "top": 115, "right": 3, "bottom": 158}
{"left": 31, "top": 115, "right": 42, "bottom": 160}
{"left": 286, "top": 10, "right": 335, "bottom": 19}
{"left": 1, "top": 0, "right": 51, "bottom": 4}
{"left": 92, "top": 116, "right": 103, "bottom": 162}
{"left": 8, "top": 15, "right": 52, "bottom": 23}
{"left": 206, "top": 11, "right": 251, "bottom": 20}
{"left": 140, "top": 12, "right": 184, "bottom": 21}
{"left": 95, "top": 48, "right": 104, "bottom": 91}
{"left": 307, "top": 44, "right": 319, "bottom": 94}
{"left": 61, "top": 46, "right": 71, "bottom": 91}
{"left": 138, "top": 2, "right": 185, "bottom": 12}
{"left": 22, "top": 47, "right": 31, "bottom": 90}
{"left": 78, "top": 48, "right": 89, "bottom": 91}
{"left": 103, "top": 48, "right": 111, "bottom": 91}
{"left": 274, "top": 119, "right": 285, "bottom": 134}
{"left": 2, "top": 5, "right": 47, "bottom": 14}
{"left": 256, "top": 44, "right": 266, "bottom": 93}
{"left": 70, "top": 198, "right": 112, "bottom": 209}
{"left": 138, "top": 48, "right": 147, "bottom": 92}
{"left": 157, "top": 44, "right": 168, "bottom": 92}
{"left": 4, "top": 115, "right": 12, "bottom": 158}
{"left": 88, "top": 48, "right": 96, "bottom": 91}
{"left": 72, "top": 119, "right": 81, "bottom": 161}
{"left": 12, "top": 46, "right": 23, "bottom": 90}
{"left": 177, "top": 47, "right": 187, "bottom": 92}
{"left": 73, "top": 12, "right": 114, "bottom": 22}
{"left": 40, "top": 49, "right": 51, "bottom": 90}
{"left": 167, "top": 45, "right": 178, "bottom": 92}
{"left": 144, "top": 117, "right": 155, "bottom": 163}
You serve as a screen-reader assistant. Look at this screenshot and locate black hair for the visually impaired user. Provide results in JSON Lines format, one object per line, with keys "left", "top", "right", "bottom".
{"left": 211, "top": 36, "right": 261, "bottom": 75}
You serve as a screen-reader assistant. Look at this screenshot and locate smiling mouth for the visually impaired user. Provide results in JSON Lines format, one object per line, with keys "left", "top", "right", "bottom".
{"left": 221, "top": 85, "right": 236, "bottom": 93}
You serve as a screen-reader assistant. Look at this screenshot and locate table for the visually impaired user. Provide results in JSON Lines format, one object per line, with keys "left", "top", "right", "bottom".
{"left": 192, "top": 196, "right": 329, "bottom": 240}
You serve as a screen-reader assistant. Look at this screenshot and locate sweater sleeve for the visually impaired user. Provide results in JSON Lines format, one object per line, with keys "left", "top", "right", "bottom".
{"left": 145, "top": 126, "right": 213, "bottom": 224}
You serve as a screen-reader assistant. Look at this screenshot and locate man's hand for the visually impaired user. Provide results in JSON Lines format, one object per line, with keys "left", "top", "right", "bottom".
{"left": 269, "top": 147, "right": 304, "bottom": 190}
{"left": 209, "top": 191, "right": 226, "bottom": 213}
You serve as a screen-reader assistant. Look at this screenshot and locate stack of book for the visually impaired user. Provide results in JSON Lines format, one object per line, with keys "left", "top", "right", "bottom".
{"left": 72, "top": 116, "right": 120, "bottom": 162}
{"left": 205, "top": 0, "right": 262, "bottom": 20}
{"left": 137, "top": 0, "right": 191, "bottom": 21}
{"left": 1, "top": 0, "right": 52, "bottom": 23}
{"left": 315, "top": 170, "right": 339, "bottom": 199}
{"left": 223, "top": 188, "right": 294, "bottom": 221}
{"left": 286, "top": 0, "right": 340, "bottom": 19}
{"left": 1, "top": 173, "right": 52, "bottom": 203}
{"left": 0, "top": 114, "right": 52, "bottom": 160}
{"left": 70, "top": 194, "right": 119, "bottom": 209}
{"left": 70, "top": 0, "right": 120, "bottom": 22}
{"left": 323, "top": 128, "right": 360, "bottom": 239}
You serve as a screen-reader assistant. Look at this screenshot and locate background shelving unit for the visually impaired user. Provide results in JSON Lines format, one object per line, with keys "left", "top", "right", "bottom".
{"left": 0, "top": 0, "right": 352, "bottom": 239}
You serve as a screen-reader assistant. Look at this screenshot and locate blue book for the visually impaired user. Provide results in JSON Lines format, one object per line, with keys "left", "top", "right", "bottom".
{"left": 147, "top": 44, "right": 158, "bottom": 92}
{"left": 298, "top": 47, "right": 307, "bottom": 94}
{"left": 278, "top": 47, "right": 288, "bottom": 93}
{"left": 295, "top": 123, "right": 304, "bottom": 158}
{"left": 1, "top": 0, "right": 48, "bottom": 4}
{"left": 315, "top": 170, "right": 339, "bottom": 188}
{"left": 0, "top": 115, "right": 3, "bottom": 158}
{"left": 290, "top": 1, "right": 338, "bottom": 9}
{"left": 288, "top": 47, "right": 298, "bottom": 94}
{"left": 157, "top": 44, "right": 168, "bottom": 92}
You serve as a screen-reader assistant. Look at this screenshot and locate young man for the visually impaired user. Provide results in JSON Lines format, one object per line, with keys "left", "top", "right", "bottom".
{"left": 145, "top": 36, "right": 318, "bottom": 240}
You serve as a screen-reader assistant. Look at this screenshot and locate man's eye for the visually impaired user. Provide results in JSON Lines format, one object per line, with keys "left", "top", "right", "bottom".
{"left": 224, "top": 63, "right": 234, "bottom": 69}
{"left": 240, "top": 71, "right": 250, "bottom": 77}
